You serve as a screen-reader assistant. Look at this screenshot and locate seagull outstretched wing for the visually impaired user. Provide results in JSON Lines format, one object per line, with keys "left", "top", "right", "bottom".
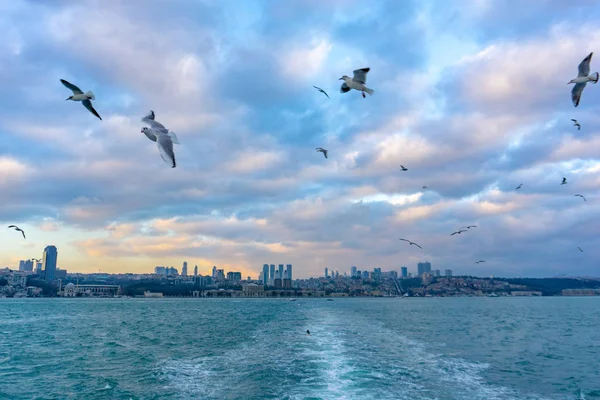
{"left": 82, "top": 99, "right": 102, "bottom": 120}
{"left": 60, "top": 79, "right": 83, "bottom": 95}
{"left": 352, "top": 68, "right": 370, "bottom": 84}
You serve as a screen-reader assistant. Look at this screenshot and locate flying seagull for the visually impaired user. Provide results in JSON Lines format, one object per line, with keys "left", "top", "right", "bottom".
{"left": 315, "top": 147, "right": 328, "bottom": 159}
{"left": 400, "top": 165, "right": 408, "bottom": 171}
{"left": 141, "top": 110, "right": 180, "bottom": 144}
{"left": 577, "top": 247, "right": 584, "bottom": 252}
{"left": 339, "top": 67, "right": 374, "bottom": 98}
{"left": 60, "top": 79, "right": 102, "bottom": 120}
{"left": 422, "top": 186, "right": 428, "bottom": 189}
{"left": 399, "top": 238, "right": 423, "bottom": 249}
{"left": 571, "top": 119, "right": 581, "bottom": 130}
{"left": 574, "top": 194, "right": 586, "bottom": 202}
{"left": 313, "top": 86, "right": 330, "bottom": 99}
{"left": 143, "top": 129, "right": 176, "bottom": 168}
{"left": 568, "top": 52, "right": 599, "bottom": 107}
{"left": 461, "top": 225, "right": 477, "bottom": 229}
{"left": 8, "top": 225, "right": 26, "bottom": 239}
{"left": 516, "top": 183, "right": 523, "bottom": 190}
{"left": 450, "top": 229, "right": 467, "bottom": 236}
{"left": 475, "top": 260, "right": 486, "bottom": 264}
{"left": 561, "top": 177, "right": 567, "bottom": 185}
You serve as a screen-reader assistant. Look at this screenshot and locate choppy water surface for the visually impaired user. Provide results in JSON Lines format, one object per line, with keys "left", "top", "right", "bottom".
{"left": 0, "top": 297, "right": 598, "bottom": 399}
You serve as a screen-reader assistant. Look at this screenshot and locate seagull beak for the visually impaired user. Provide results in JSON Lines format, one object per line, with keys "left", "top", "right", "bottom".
{"left": 339, "top": 77, "right": 343, "bottom": 80}
{"left": 65, "top": 97, "right": 70, "bottom": 101}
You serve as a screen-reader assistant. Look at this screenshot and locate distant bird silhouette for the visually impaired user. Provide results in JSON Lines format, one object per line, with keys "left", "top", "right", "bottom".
{"left": 32, "top": 258, "right": 41, "bottom": 262}
{"left": 561, "top": 177, "right": 567, "bottom": 185}
{"left": 574, "top": 194, "right": 586, "bottom": 202}
{"left": 516, "top": 183, "right": 523, "bottom": 190}
{"left": 475, "top": 260, "right": 486, "bottom": 264}
{"left": 571, "top": 119, "right": 581, "bottom": 130}
{"left": 422, "top": 186, "right": 428, "bottom": 189}
{"left": 399, "top": 238, "right": 423, "bottom": 249}
{"left": 313, "top": 86, "right": 330, "bottom": 99}
{"left": 8, "top": 225, "right": 25, "bottom": 239}
{"left": 450, "top": 229, "right": 467, "bottom": 236}
{"left": 464, "top": 225, "right": 477, "bottom": 229}
{"left": 306, "top": 330, "right": 311, "bottom": 335}
{"left": 315, "top": 147, "right": 328, "bottom": 159}
{"left": 400, "top": 165, "right": 408, "bottom": 171}
{"left": 577, "top": 247, "right": 584, "bottom": 252}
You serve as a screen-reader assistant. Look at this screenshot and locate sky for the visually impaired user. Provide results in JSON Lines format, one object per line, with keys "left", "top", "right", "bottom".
{"left": 1, "top": 0, "right": 600, "bottom": 279}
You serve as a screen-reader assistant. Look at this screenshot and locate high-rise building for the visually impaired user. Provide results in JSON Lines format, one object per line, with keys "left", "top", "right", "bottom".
{"left": 269, "top": 264, "right": 275, "bottom": 284}
{"left": 401, "top": 267, "right": 408, "bottom": 277}
{"left": 362, "top": 271, "right": 369, "bottom": 279}
{"left": 42, "top": 245, "right": 58, "bottom": 281}
{"left": 263, "top": 264, "right": 269, "bottom": 285}
{"left": 182, "top": 261, "right": 188, "bottom": 276}
{"left": 194, "top": 265, "right": 198, "bottom": 276}
{"left": 227, "top": 272, "right": 242, "bottom": 282}
{"left": 433, "top": 269, "right": 440, "bottom": 277}
{"left": 324, "top": 267, "right": 328, "bottom": 278}
{"left": 212, "top": 266, "right": 217, "bottom": 278}
{"left": 373, "top": 268, "right": 382, "bottom": 280}
{"left": 351, "top": 266, "right": 357, "bottom": 277}
{"left": 417, "top": 261, "right": 431, "bottom": 276}
{"left": 445, "top": 269, "right": 453, "bottom": 277}
{"left": 19, "top": 260, "right": 33, "bottom": 272}
{"left": 278, "top": 264, "right": 284, "bottom": 281}
{"left": 216, "top": 269, "right": 225, "bottom": 280}
{"left": 19, "top": 260, "right": 25, "bottom": 271}
{"left": 285, "top": 264, "right": 292, "bottom": 280}
{"left": 35, "top": 262, "right": 42, "bottom": 274}
{"left": 155, "top": 266, "right": 166, "bottom": 275}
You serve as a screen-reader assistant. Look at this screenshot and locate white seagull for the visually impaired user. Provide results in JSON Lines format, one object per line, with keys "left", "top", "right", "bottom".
{"left": 568, "top": 52, "right": 599, "bottom": 107}
{"left": 571, "top": 119, "right": 581, "bottom": 130}
{"left": 141, "top": 110, "right": 180, "bottom": 144}
{"left": 339, "top": 68, "right": 374, "bottom": 98}
{"left": 8, "top": 225, "right": 26, "bottom": 239}
{"left": 315, "top": 147, "right": 328, "bottom": 159}
{"left": 60, "top": 79, "right": 102, "bottom": 120}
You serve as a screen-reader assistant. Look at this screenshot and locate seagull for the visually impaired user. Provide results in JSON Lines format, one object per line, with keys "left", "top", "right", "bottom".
{"left": 561, "top": 177, "right": 567, "bottom": 185}
{"left": 400, "top": 165, "right": 408, "bottom": 171}
{"left": 141, "top": 110, "right": 180, "bottom": 144}
{"left": 516, "top": 183, "right": 523, "bottom": 190}
{"left": 32, "top": 258, "right": 41, "bottom": 262}
{"left": 450, "top": 229, "right": 467, "bottom": 236}
{"left": 60, "top": 79, "right": 102, "bottom": 120}
{"left": 463, "top": 225, "right": 477, "bottom": 229}
{"left": 339, "top": 67, "right": 374, "bottom": 98}
{"left": 315, "top": 147, "right": 328, "bottom": 159}
{"left": 574, "top": 194, "right": 586, "bottom": 202}
{"left": 313, "top": 86, "right": 330, "bottom": 99}
{"left": 475, "top": 260, "right": 486, "bottom": 264}
{"left": 577, "top": 247, "right": 584, "bottom": 252}
{"left": 422, "top": 186, "right": 428, "bottom": 189}
{"left": 146, "top": 130, "right": 176, "bottom": 168}
{"left": 8, "top": 225, "right": 26, "bottom": 239}
{"left": 568, "top": 52, "right": 599, "bottom": 107}
{"left": 571, "top": 119, "right": 581, "bottom": 130}
{"left": 399, "top": 238, "right": 423, "bottom": 249}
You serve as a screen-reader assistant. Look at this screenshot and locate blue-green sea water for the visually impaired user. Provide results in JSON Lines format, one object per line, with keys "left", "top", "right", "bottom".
{"left": 0, "top": 297, "right": 599, "bottom": 400}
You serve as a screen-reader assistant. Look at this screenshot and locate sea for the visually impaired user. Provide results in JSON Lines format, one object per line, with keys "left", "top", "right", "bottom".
{"left": 0, "top": 297, "right": 598, "bottom": 400}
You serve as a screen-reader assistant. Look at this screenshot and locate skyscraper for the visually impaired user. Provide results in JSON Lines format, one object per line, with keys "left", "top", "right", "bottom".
{"left": 182, "top": 261, "right": 188, "bottom": 276}
{"left": 19, "top": 260, "right": 25, "bottom": 271}
{"left": 325, "top": 267, "right": 328, "bottom": 278}
{"left": 194, "top": 265, "right": 198, "bottom": 276}
{"left": 42, "top": 245, "right": 58, "bottom": 281}
{"left": 445, "top": 269, "right": 453, "bottom": 277}
{"left": 269, "top": 264, "right": 275, "bottom": 284}
{"left": 212, "top": 266, "right": 217, "bottom": 278}
{"left": 263, "top": 264, "right": 269, "bottom": 285}
{"left": 285, "top": 264, "right": 292, "bottom": 280}
{"left": 278, "top": 264, "right": 284, "bottom": 281}
{"left": 417, "top": 261, "right": 431, "bottom": 276}
{"left": 401, "top": 267, "right": 408, "bottom": 277}
{"left": 351, "top": 266, "right": 357, "bottom": 277}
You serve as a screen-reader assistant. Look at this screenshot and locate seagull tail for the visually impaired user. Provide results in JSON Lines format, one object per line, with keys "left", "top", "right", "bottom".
{"left": 168, "top": 131, "right": 180, "bottom": 145}
{"left": 85, "top": 90, "right": 96, "bottom": 100}
{"left": 591, "top": 72, "right": 599, "bottom": 84}
{"left": 364, "top": 87, "right": 374, "bottom": 96}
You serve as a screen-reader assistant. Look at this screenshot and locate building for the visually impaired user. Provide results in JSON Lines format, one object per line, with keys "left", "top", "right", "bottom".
{"left": 278, "top": 264, "right": 284, "bottom": 281}
{"left": 417, "top": 261, "right": 431, "bottom": 276}
{"left": 242, "top": 283, "right": 264, "bottom": 297}
{"left": 262, "top": 264, "right": 269, "bottom": 285}
{"left": 325, "top": 268, "right": 328, "bottom": 278}
{"left": 182, "top": 262, "right": 188, "bottom": 276}
{"left": 155, "top": 266, "right": 166, "bottom": 275}
{"left": 43, "top": 245, "right": 58, "bottom": 281}
{"left": 269, "top": 264, "right": 275, "bottom": 285}
{"left": 445, "top": 269, "right": 453, "bottom": 277}
{"left": 401, "top": 267, "right": 408, "bottom": 277}
{"left": 19, "top": 260, "right": 33, "bottom": 272}
{"left": 283, "top": 278, "right": 292, "bottom": 289}
{"left": 61, "top": 283, "right": 120, "bottom": 297}
{"left": 362, "top": 271, "right": 369, "bottom": 279}
{"left": 421, "top": 272, "right": 432, "bottom": 285}
{"left": 55, "top": 268, "right": 67, "bottom": 279}
{"left": 166, "top": 267, "right": 178, "bottom": 276}
{"left": 274, "top": 278, "right": 282, "bottom": 288}
{"left": 373, "top": 268, "right": 382, "bottom": 280}
{"left": 212, "top": 266, "right": 217, "bottom": 278}
{"left": 285, "top": 264, "right": 293, "bottom": 280}
{"left": 194, "top": 265, "right": 198, "bottom": 276}
{"left": 433, "top": 269, "right": 441, "bottom": 277}
{"left": 35, "top": 262, "right": 42, "bottom": 274}
{"left": 227, "top": 272, "right": 242, "bottom": 282}
{"left": 351, "top": 266, "right": 357, "bottom": 277}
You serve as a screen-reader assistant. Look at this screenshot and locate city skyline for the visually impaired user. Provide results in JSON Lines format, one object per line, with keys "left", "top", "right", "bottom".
{"left": 1, "top": 1, "right": 600, "bottom": 278}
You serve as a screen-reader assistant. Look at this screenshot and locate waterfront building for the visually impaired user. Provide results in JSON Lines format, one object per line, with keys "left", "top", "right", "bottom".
{"left": 417, "top": 261, "right": 431, "bottom": 276}
{"left": 242, "top": 283, "right": 264, "bottom": 297}
{"left": 155, "top": 266, "right": 166, "bottom": 275}
{"left": 182, "top": 262, "right": 188, "bottom": 276}
{"left": 433, "top": 269, "right": 441, "bottom": 277}
{"left": 42, "top": 245, "right": 58, "bottom": 281}
{"left": 285, "top": 264, "right": 293, "bottom": 280}
{"left": 401, "top": 267, "right": 408, "bottom": 277}
{"left": 263, "top": 264, "right": 269, "bottom": 285}
{"left": 270, "top": 264, "right": 275, "bottom": 285}
{"left": 278, "top": 264, "right": 284, "bottom": 282}
{"left": 227, "top": 272, "right": 242, "bottom": 282}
